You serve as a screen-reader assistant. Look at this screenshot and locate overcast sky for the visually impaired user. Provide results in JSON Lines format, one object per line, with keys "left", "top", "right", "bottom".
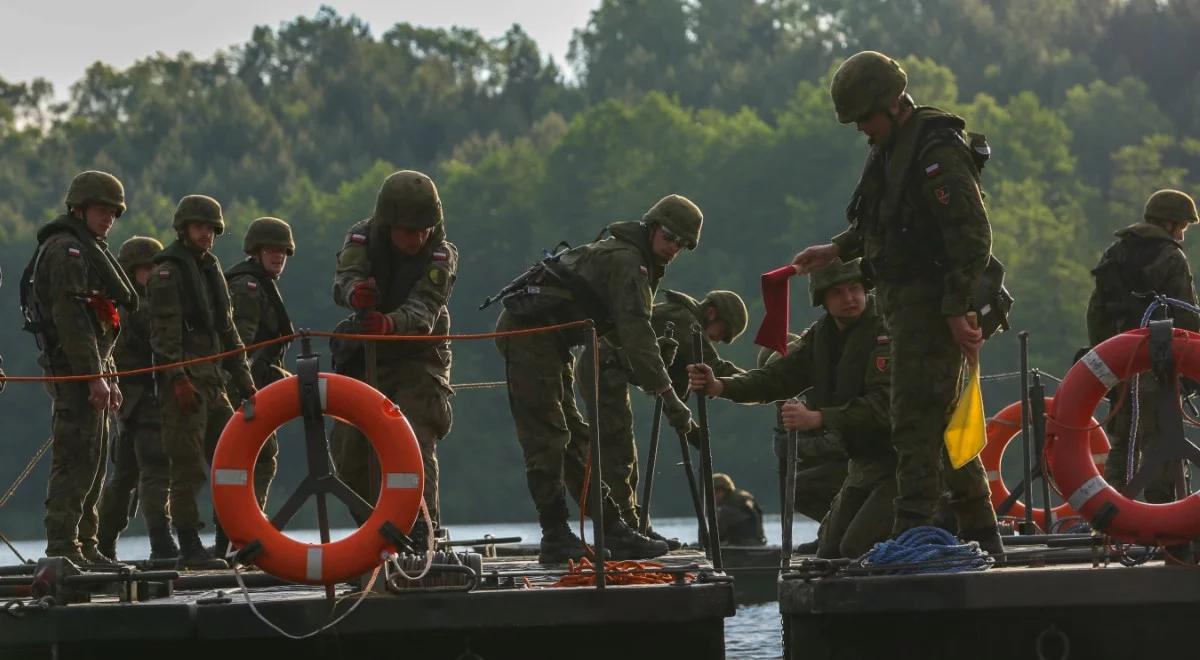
{"left": 0, "top": 1, "right": 599, "bottom": 95}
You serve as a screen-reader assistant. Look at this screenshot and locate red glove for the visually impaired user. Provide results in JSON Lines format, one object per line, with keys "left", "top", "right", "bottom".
{"left": 349, "top": 278, "right": 379, "bottom": 309}
{"left": 361, "top": 311, "right": 394, "bottom": 335}
{"left": 174, "top": 376, "right": 199, "bottom": 414}
{"left": 86, "top": 294, "right": 120, "bottom": 330}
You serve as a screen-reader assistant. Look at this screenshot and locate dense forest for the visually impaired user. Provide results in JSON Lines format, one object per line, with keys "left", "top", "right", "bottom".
{"left": 2, "top": 0, "right": 1199, "bottom": 537}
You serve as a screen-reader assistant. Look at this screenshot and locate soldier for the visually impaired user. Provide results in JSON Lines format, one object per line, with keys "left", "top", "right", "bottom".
{"left": 495, "top": 195, "right": 702, "bottom": 563}
{"left": 712, "top": 473, "right": 766, "bottom": 546}
{"left": 96, "top": 236, "right": 178, "bottom": 561}
{"left": 148, "top": 195, "right": 257, "bottom": 566}
{"left": 575, "top": 288, "right": 747, "bottom": 537}
{"left": 23, "top": 171, "right": 137, "bottom": 565}
{"left": 792, "top": 51, "right": 1002, "bottom": 553}
{"left": 1087, "top": 189, "right": 1200, "bottom": 502}
{"left": 330, "top": 171, "right": 456, "bottom": 544}
{"left": 226, "top": 217, "right": 297, "bottom": 512}
{"left": 691, "top": 259, "right": 897, "bottom": 558}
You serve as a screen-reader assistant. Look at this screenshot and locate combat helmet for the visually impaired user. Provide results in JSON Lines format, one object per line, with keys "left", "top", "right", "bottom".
{"left": 374, "top": 170, "right": 443, "bottom": 229}
{"left": 173, "top": 195, "right": 224, "bottom": 234}
{"left": 243, "top": 217, "right": 295, "bottom": 256}
{"left": 118, "top": 236, "right": 164, "bottom": 272}
{"left": 643, "top": 194, "right": 702, "bottom": 249}
{"left": 65, "top": 170, "right": 126, "bottom": 217}
{"left": 1144, "top": 189, "right": 1199, "bottom": 226}
{"left": 809, "top": 258, "right": 868, "bottom": 307}
{"left": 712, "top": 473, "right": 735, "bottom": 493}
{"left": 702, "top": 290, "right": 749, "bottom": 343}
{"left": 830, "top": 51, "right": 908, "bottom": 124}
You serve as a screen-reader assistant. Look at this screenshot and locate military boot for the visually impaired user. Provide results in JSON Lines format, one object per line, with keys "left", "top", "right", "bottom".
{"left": 960, "top": 526, "right": 1004, "bottom": 556}
{"left": 794, "top": 539, "right": 820, "bottom": 555}
{"left": 177, "top": 528, "right": 215, "bottom": 568}
{"left": 96, "top": 537, "right": 118, "bottom": 562}
{"left": 148, "top": 526, "right": 180, "bottom": 561}
{"left": 606, "top": 521, "right": 669, "bottom": 560}
{"left": 645, "top": 527, "right": 682, "bottom": 551}
{"left": 45, "top": 545, "right": 88, "bottom": 567}
{"left": 538, "top": 523, "right": 589, "bottom": 564}
{"left": 81, "top": 544, "right": 127, "bottom": 568}
{"left": 209, "top": 524, "right": 230, "bottom": 560}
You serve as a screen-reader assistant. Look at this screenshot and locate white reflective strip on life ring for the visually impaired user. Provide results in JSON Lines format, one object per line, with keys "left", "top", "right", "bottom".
{"left": 1067, "top": 475, "right": 1107, "bottom": 511}
{"left": 318, "top": 377, "right": 329, "bottom": 411}
{"left": 986, "top": 470, "right": 1001, "bottom": 481}
{"left": 306, "top": 547, "right": 323, "bottom": 582}
{"left": 214, "top": 469, "right": 248, "bottom": 486}
{"left": 1081, "top": 350, "right": 1120, "bottom": 389}
{"left": 1092, "top": 452, "right": 1109, "bottom": 466}
{"left": 385, "top": 472, "right": 420, "bottom": 489}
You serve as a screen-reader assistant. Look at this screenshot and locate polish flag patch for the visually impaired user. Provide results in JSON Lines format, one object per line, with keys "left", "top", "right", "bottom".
{"left": 876, "top": 335, "right": 891, "bottom": 345}
{"left": 924, "top": 162, "right": 942, "bottom": 178}
{"left": 639, "top": 266, "right": 648, "bottom": 276}
{"left": 246, "top": 280, "right": 258, "bottom": 290}
{"left": 432, "top": 250, "right": 449, "bottom": 262}
{"left": 349, "top": 233, "right": 367, "bottom": 245}
{"left": 67, "top": 247, "right": 81, "bottom": 257}
{"left": 158, "top": 269, "right": 171, "bottom": 280}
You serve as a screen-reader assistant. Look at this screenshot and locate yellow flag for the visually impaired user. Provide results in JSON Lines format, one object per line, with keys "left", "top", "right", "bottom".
{"left": 945, "top": 361, "right": 986, "bottom": 469}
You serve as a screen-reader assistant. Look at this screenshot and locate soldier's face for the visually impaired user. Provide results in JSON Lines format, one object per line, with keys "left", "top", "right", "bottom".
{"left": 186, "top": 222, "right": 216, "bottom": 252}
{"left": 391, "top": 226, "right": 431, "bottom": 256}
{"left": 84, "top": 205, "right": 119, "bottom": 238}
{"left": 855, "top": 111, "right": 893, "bottom": 145}
{"left": 258, "top": 246, "right": 289, "bottom": 277}
{"left": 824, "top": 281, "right": 866, "bottom": 323}
{"left": 651, "top": 227, "right": 684, "bottom": 264}
{"left": 134, "top": 266, "right": 153, "bottom": 286}
{"left": 1170, "top": 221, "right": 1189, "bottom": 242}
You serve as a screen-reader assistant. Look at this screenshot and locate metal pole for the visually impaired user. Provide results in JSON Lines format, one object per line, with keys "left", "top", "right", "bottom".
{"left": 358, "top": 311, "right": 381, "bottom": 505}
{"left": 586, "top": 322, "right": 606, "bottom": 589}
{"left": 1018, "top": 331, "right": 1035, "bottom": 534}
{"left": 691, "top": 325, "right": 723, "bottom": 570}
{"left": 677, "top": 430, "right": 708, "bottom": 548}
{"left": 639, "top": 322, "right": 674, "bottom": 534}
{"left": 1030, "top": 370, "right": 1053, "bottom": 533}
{"left": 781, "top": 427, "right": 798, "bottom": 572}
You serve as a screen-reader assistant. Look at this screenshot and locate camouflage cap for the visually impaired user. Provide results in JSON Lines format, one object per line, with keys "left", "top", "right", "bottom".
{"left": 809, "top": 258, "right": 867, "bottom": 307}
{"left": 117, "top": 236, "right": 164, "bottom": 271}
{"left": 643, "top": 194, "right": 702, "bottom": 249}
{"left": 173, "top": 195, "right": 225, "bottom": 234}
{"left": 1144, "top": 189, "right": 1199, "bottom": 226}
{"left": 243, "top": 216, "right": 295, "bottom": 255}
{"left": 65, "top": 170, "right": 126, "bottom": 217}
{"left": 830, "top": 51, "right": 908, "bottom": 124}
{"left": 374, "top": 170, "right": 443, "bottom": 229}
{"left": 702, "top": 290, "right": 749, "bottom": 343}
{"left": 712, "top": 472, "right": 735, "bottom": 493}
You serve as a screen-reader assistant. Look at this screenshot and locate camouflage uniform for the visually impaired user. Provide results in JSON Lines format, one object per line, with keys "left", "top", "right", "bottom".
{"left": 330, "top": 172, "right": 456, "bottom": 529}
{"left": 716, "top": 493, "right": 766, "bottom": 546}
{"left": 96, "top": 237, "right": 174, "bottom": 559}
{"left": 827, "top": 52, "right": 998, "bottom": 538}
{"left": 1086, "top": 191, "right": 1200, "bottom": 502}
{"left": 26, "top": 172, "right": 136, "bottom": 561}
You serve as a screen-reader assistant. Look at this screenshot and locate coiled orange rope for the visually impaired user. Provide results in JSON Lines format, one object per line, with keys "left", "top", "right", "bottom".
{"left": 552, "top": 557, "right": 690, "bottom": 587}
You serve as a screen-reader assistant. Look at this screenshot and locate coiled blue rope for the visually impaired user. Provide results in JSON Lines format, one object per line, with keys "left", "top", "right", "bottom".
{"left": 859, "top": 526, "right": 993, "bottom": 574}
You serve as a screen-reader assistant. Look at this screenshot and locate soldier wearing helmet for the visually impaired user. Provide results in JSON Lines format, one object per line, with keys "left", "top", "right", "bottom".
{"left": 494, "top": 194, "right": 702, "bottom": 563}
{"left": 330, "top": 171, "right": 457, "bottom": 546}
{"left": 576, "top": 287, "right": 747, "bottom": 543}
{"left": 147, "top": 194, "right": 256, "bottom": 566}
{"left": 791, "top": 51, "right": 1003, "bottom": 554}
{"left": 23, "top": 170, "right": 137, "bottom": 566}
{"left": 711, "top": 473, "right": 766, "bottom": 546}
{"left": 96, "top": 236, "right": 179, "bottom": 562}
{"left": 691, "top": 259, "right": 897, "bottom": 558}
{"left": 1087, "top": 189, "right": 1200, "bottom": 502}
{"left": 223, "top": 217, "right": 298, "bottom": 520}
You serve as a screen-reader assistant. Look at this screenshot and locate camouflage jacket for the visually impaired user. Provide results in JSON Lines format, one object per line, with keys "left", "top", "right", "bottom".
{"left": 652, "top": 290, "right": 742, "bottom": 396}
{"left": 226, "top": 258, "right": 294, "bottom": 386}
{"left": 717, "top": 490, "right": 766, "bottom": 546}
{"left": 112, "top": 281, "right": 158, "bottom": 419}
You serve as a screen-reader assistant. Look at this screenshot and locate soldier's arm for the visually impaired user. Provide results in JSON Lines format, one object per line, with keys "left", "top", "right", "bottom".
{"left": 386, "top": 242, "right": 458, "bottom": 335}
{"left": 213, "top": 278, "right": 254, "bottom": 387}
{"left": 1154, "top": 248, "right": 1200, "bottom": 332}
{"left": 702, "top": 337, "right": 743, "bottom": 378}
{"left": 147, "top": 262, "right": 186, "bottom": 381}
{"left": 920, "top": 144, "right": 992, "bottom": 317}
{"left": 819, "top": 328, "right": 891, "bottom": 441}
{"left": 831, "top": 225, "right": 864, "bottom": 261}
{"left": 717, "top": 328, "right": 815, "bottom": 403}
{"left": 229, "top": 276, "right": 264, "bottom": 344}
{"left": 332, "top": 227, "right": 371, "bottom": 309}
{"left": 606, "top": 254, "right": 671, "bottom": 393}
{"left": 44, "top": 240, "right": 103, "bottom": 375}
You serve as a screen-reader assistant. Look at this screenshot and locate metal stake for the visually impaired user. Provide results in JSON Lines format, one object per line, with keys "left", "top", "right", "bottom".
{"left": 781, "top": 428, "right": 798, "bottom": 572}
{"left": 586, "top": 322, "right": 606, "bottom": 589}
{"left": 1018, "top": 331, "right": 1035, "bottom": 534}
{"left": 691, "top": 324, "right": 723, "bottom": 570}
{"left": 639, "top": 321, "right": 674, "bottom": 534}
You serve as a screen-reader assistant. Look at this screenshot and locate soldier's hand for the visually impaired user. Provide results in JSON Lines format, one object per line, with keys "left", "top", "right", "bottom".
{"left": 660, "top": 387, "right": 698, "bottom": 435}
{"left": 349, "top": 278, "right": 379, "bottom": 309}
{"left": 87, "top": 378, "right": 111, "bottom": 412}
{"left": 361, "top": 311, "right": 395, "bottom": 335}
{"left": 946, "top": 315, "right": 984, "bottom": 364}
{"left": 173, "top": 376, "right": 200, "bottom": 414}
{"left": 107, "top": 381, "right": 123, "bottom": 412}
{"left": 791, "top": 243, "right": 840, "bottom": 275}
{"left": 657, "top": 336, "right": 679, "bottom": 366}
{"left": 687, "top": 363, "right": 723, "bottom": 397}
{"left": 781, "top": 400, "right": 823, "bottom": 432}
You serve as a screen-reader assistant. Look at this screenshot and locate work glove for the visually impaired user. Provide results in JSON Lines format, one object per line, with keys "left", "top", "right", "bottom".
{"left": 231, "top": 367, "right": 257, "bottom": 403}
{"left": 660, "top": 388, "right": 698, "bottom": 436}
{"left": 349, "top": 278, "right": 379, "bottom": 309}
{"left": 657, "top": 336, "right": 679, "bottom": 366}
{"left": 360, "top": 311, "right": 395, "bottom": 335}
{"left": 174, "top": 376, "right": 199, "bottom": 414}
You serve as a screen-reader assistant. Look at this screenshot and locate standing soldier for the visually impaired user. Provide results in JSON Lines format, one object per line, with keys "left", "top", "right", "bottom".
{"left": 96, "top": 236, "right": 178, "bottom": 562}
{"left": 148, "top": 195, "right": 257, "bottom": 566}
{"left": 23, "top": 171, "right": 136, "bottom": 565}
{"left": 1087, "top": 189, "right": 1200, "bottom": 502}
{"left": 226, "top": 217, "right": 297, "bottom": 514}
{"left": 691, "top": 259, "right": 897, "bottom": 558}
{"left": 494, "top": 194, "right": 702, "bottom": 563}
{"left": 792, "top": 51, "right": 1003, "bottom": 553}
{"left": 330, "top": 170, "right": 456, "bottom": 545}
{"left": 576, "top": 288, "right": 747, "bottom": 538}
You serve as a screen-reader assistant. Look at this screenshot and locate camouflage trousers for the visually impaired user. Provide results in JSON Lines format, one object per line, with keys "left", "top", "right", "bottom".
{"left": 1103, "top": 376, "right": 1179, "bottom": 503}
{"left": 161, "top": 379, "right": 277, "bottom": 533}
{"left": 817, "top": 456, "right": 897, "bottom": 559}
{"left": 574, "top": 342, "right": 641, "bottom": 527}
{"left": 331, "top": 367, "right": 452, "bottom": 526}
{"left": 97, "top": 388, "right": 170, "bottom": 545}
{"left": 496, "top": 311, "right": 624, "bottom": 530}
{"left": 44, "top": 381, "right": 110, "bottom": 556}
{"left": 879, "top": 283, "right": 996, "bottom": 535}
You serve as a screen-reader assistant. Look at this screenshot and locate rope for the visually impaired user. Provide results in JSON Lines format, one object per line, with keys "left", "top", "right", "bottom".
{"left": 0, "top": 436, "right": 52, "bottom": 510}
{"left": 231, "top": 560, "right": 381, "bottom": 640}
{"left": 551, "top": 557, "right": 688, "bottom": 587}
{"left": 387, "top": 499, "right": 437, "bottom": 583}
{"left": 858, "top": 526, "right": 993, "bottom": 574}
{"left": 980, "top": 371, "right": 1022, "bottom": 382}
{"left": 449, "top": 380, "right": 506, "bottom": 390}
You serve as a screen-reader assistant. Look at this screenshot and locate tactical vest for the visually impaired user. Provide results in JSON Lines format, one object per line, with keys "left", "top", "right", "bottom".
{"left": 1091, "top": 233, "right": 1178, "bottom": 337}
{"left": 226, "top": 259, "right": 295, "bottom": 382}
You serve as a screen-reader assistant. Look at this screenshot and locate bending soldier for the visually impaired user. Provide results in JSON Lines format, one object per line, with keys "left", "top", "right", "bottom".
{"left": 712, "top": 473, "right": 766, "bottom": 546}
{"left": 495, "top": 194, "right": 703, "bottom": 563}
{"left": 1086, "top": 189, "right": 1200, "bottom": 502}
{"left": 148, "top": 195, "right": 257, "bottom": 566}
{"left": 96, "top": 236, "right": 178, "bottom": 561}
{"left": 25, "top": 171, "right": 136, "bottom": 566}
{"left": 331, "top": 170, "right": 456, "bottom": 545}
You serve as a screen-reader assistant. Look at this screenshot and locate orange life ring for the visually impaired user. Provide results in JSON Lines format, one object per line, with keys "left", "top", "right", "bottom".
{"left": 1047, "top": 327, "right": 1200, "bottom": 544}
{"left": 983, "top": 397, "right": 1109, "bottom": 529}
{"left": 211, "top": 372, "right": 423, "bottom": 585}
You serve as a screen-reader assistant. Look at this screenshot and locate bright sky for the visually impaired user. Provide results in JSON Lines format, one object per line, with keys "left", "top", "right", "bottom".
{"left": 0, "top": 1, "right": 599, "bottom": 95}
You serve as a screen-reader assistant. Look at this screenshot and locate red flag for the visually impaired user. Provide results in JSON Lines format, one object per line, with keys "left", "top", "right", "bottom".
{"left": 754, "top": 265, "right": 797, "bottom": 355}
{"left": 86, "top": 294, "right": 120, "bottom": 330}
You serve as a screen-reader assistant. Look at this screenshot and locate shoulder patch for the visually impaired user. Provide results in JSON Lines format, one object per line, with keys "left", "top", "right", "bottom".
{"left": 246, "top": 280, "right": 258, "bottom": 291}
{"left": 876, "top": 335, "right": 891, "bottom": 345}
{"left": 924, "top": 162, "right": 942, "bottom": 178}
{"left": 875, "top": 356, "right": 890, "bottom": 372}
{"left": 428, "top": 268, "right": 444, "bottom": 285}
{"left": 432, "top": 249, "right": 449, "bottom": 262}
{"left": 639, "top": 266, "right": 649, "bottom": 277}
{"left": 67, "top": 246, "right": 81, "bottom": 258}
{"left": 934, "top": 186, "right": 951, "bottom": 206}
{"left": 158, "top": 268, "right": 171, "bottom": 280}
{"left": 349, "top": 233, "right": 367, "bottom": 245}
